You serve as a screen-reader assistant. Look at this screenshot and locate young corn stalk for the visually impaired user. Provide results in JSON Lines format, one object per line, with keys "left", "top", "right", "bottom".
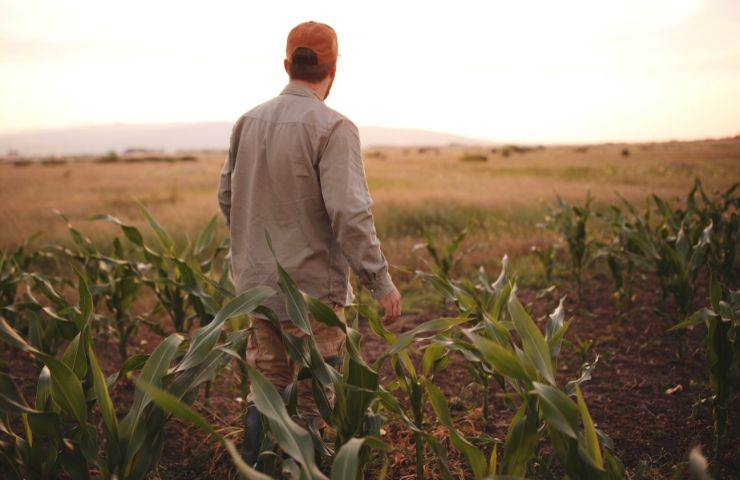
{"left": 0, "top": 236, "right": 39, "bottom": 315}
{"left": 594, "top": 202, "right": 643, "bottom": 309}
{"left": 627, "top": 212, "right": 713, "bottom": 362}
{"left": 415, "top": 227, "right": 470, "bottom": 280}
{"left": 455, "top": 287, "right": 623, "bottom": 478}
{"left": 542, "top": 192, "right": 593, "bottom": 300}
{"left": 6, "top": 272, "right": 79, "bottom": 356}
{"left": 531, "top": 243, "right": 557, "bottom": 285}
{"left": 440, "top": 257, "right": 514, "bottom": 423}
{"left": 686, "top": 179, "right": 738, "bottom": 287}
{"left": 54, "top": 214, "right": 146, "bottom": 361}
{"left": 565, "top": 334, "right": 595, "bottom": 366}
{"left": 368, "top": 305, "right": 467, "bottom": 480}
{"left": 670, "top": 277, "right": 738, "bottom": 463}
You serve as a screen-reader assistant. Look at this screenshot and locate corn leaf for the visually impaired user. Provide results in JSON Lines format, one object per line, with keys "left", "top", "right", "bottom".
{"left": 136, "top": 379, "right": 273, "bottom": 480}
{"left": 330, "top": 437, "right": 368, "bottom": 480}
{"left": 532, "top": 382, "right": 579, "bottom": 439}
{"left": 137, "top": 201, "right": 176, "bottom": 254}
{"left": 0, "top": 317, "right": 87, "bottom": 425}
{"left": 175, "top": 286, "right": 273, "bottom": 373}
{"left": 426, "top": 380, "right": 487, "bottom": 480}
{"left": 575, "top": 385, "right": 603, "bottom": 469}
{"left": 500, "top": 404, "right": 538, "bottom": 476}
{"left": 469, "top": 333, "right": 528, "bottom": 380}
{"left": 508, "top": 288, "right": 555, "bottom": 385}
{"left": 246, "top": 363, "right": 327, "bottom": 480}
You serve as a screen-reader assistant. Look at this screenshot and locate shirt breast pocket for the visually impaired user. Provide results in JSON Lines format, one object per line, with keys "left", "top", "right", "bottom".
{"left": 292, "top": 159, "right": 313, "bottom": 178}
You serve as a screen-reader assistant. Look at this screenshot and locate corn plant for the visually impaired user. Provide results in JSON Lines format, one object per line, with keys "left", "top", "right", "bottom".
{"left": 627, "top": 213, "right": 713, "bottom": 361}
{"left": 670, "top": 277, "right": 738, "bottom": 461}
{"left": 414, "top": 227, "right": 470, "bottom": 280}
{"left": 434, "top": 256, "right": 514, "bottom": 422}
{"left": 686, "top": 179, "right": 738, "bottom": 287}
{"left": 415, "top": 253, "right": 521, "bottom": 478}
{"left": 542, "top": 192, "right": 593, "bottom": 299}
{"left": 451, "top": 287, "right": 622, "bottom": 478}
{"left": 0, "top": 266, "right": 85, "bottom": 358}
{"left": 163, "top": 234, "right": 388, "bottom": 478}
{"left": 0, "top": 267, "right": 272, "bottom": 479}
{"left": 531, "top": 243, "right": 557, "bottom": 285}
{"left": 100, "top": 241, "right": 143, "bottom": 361}
{"left": 0, "top": 237, "right": 39, "bottom": 311}
{"left": 98, "top": 207, "right": 229, "bottom": 335}
{"left": 566, "top": 334, "right": 595, "bottom": 366}
{"left": 594, "top": 201, "right": 645, "bottom": 308}
{"left": 416, "top": 250, "right": 624, "bottom": 479}
{"left": 413, "top": 226, "right": 479, "bottom": 309}
{"left": 368, "top": 305, "right": 470, "bottom": 480}
{"left": 52, "top": 214, "right": 148, "bottom": 361}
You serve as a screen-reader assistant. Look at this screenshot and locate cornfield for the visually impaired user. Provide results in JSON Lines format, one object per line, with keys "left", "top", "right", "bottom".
{"left": 0, "top": 178, "right": 736, "bottom": 479}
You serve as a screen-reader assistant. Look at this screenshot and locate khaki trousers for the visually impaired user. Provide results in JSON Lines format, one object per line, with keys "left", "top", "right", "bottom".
{"left": 246, "top": 308, "right": 346, "bottom": 423}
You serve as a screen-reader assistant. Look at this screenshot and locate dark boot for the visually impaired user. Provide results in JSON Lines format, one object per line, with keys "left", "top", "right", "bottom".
{"left": 243, "top": 404, "right": 262, "bottom": 466}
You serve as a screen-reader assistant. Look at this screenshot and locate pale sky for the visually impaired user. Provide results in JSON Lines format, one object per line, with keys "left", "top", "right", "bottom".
{"left": 1, "top": 0, "right": 739, "bottom": 143}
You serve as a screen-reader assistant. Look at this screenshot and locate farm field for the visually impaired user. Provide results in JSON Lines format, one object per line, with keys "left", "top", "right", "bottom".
{"left": 0, "top": 138, "right": 738, "bottom": 479}
{"left": 2, "top": 139, "right": 738, "bottom": 275}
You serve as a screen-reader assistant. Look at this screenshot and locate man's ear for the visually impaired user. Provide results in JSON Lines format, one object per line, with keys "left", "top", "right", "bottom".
{"left": 284, "top": 59, "right": 290, "bottom": 75}
{"left": 329, "top": 62, "right": 337, "bottom": 78}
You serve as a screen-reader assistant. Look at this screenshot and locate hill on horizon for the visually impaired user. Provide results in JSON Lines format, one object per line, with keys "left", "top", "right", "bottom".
{"left": 0, "top": 123, "right": 493, "bottom": 156}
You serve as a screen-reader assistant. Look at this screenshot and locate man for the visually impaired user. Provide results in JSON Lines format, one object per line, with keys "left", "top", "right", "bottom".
{"left": 217, "top": 21, "right": 401, "bottom": 464}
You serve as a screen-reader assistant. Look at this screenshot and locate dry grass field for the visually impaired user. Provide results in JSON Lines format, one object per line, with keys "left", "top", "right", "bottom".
{"left": 2, "top": 138, "right": 738, "bottom": 278}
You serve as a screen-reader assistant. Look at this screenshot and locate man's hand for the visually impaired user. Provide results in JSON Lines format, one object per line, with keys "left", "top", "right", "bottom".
{"left": 379, "top": 288, "right": 402, "bottom": 325}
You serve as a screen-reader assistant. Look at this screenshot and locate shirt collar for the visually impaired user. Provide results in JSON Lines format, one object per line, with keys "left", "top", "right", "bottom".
{"left": 280, "top": 82, "right": 324, "bottom": 101}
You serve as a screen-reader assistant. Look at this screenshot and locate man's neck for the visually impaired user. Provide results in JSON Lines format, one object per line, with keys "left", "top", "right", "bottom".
{"left": 290, "top": 79, "right": 329, "bottom": 100}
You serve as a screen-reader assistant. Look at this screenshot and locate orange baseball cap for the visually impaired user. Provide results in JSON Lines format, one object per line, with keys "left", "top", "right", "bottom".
{"left": 286, "top": 21, "right": 338, "bottom": 65}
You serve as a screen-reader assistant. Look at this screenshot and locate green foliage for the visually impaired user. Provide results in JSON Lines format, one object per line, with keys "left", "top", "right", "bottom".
{"left": 531, "top": 243, "right": 557, "bottom": 285}
{"left": 411, "top": 252, "right": 623, "bottom": 479}
{"left": 415, "top": 227, "right": 470, "bottom": 281}
{"left": 54, "top": 214, "right": 145, "bottom": 360}
{"left": 594, "top": 201, "right": 643, "bottom": 307}
{"left": 686, "top": 179, "right": 738, "bottom": 286}
{"left": 0, "top": 235, "right": 39, "bottom": 322}
{"left": 565, "top": 334, "right": 594, "bottom": 366}
{"left": 0, "top": 267, "right": 270, "bottom": 480}
{"left": 542, "top": 192, "right": 593, "bottom": 299}
{"left": 671, "top": 278, "right": 738, "bottom": 460}
{"left": 191, "top": 231, "right": 388, "bottom": 478}
{"left": 4, "top": 177, "right": 734, "bottom": 478}
{"left": 98, "top": 206, "right": 231, "bottom": 336}
{"left": 619, "top": 191, "right": 714, "bottom": 360}
{"left": 549, "top": 178, "right": 737, "bottom": 465}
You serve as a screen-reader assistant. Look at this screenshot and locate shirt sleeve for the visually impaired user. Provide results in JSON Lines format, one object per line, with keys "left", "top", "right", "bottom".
{"left": 218, "top": 117, "right": 244, "bottom": 226}
{"left": 318, "top": 118, "right": 396, "bottom": 299}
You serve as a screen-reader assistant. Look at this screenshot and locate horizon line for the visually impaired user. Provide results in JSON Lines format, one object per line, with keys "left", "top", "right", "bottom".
{"left": 0, "top": 120, "right": 738, "bottom": 148}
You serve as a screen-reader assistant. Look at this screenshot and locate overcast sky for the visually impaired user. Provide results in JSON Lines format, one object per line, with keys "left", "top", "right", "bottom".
{"left": 1, "top": 0, "right": 739, "bottom": 143}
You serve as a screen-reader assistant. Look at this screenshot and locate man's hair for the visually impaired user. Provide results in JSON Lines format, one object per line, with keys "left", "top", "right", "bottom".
{"left": 288, "top": 47, "right": 333, "bottom": 83}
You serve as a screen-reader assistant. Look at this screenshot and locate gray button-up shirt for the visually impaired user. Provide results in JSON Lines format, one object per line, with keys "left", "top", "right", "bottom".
{"left": 218, "top": 83, "right": 395, "bottom": 320}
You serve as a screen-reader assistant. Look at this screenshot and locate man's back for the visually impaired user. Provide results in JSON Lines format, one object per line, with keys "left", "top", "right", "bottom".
{"left": 230, "top": 22, "right": 401, "bottom": 464}
{"left": 218, "top": 83, "right": 394, "bottom": 319}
